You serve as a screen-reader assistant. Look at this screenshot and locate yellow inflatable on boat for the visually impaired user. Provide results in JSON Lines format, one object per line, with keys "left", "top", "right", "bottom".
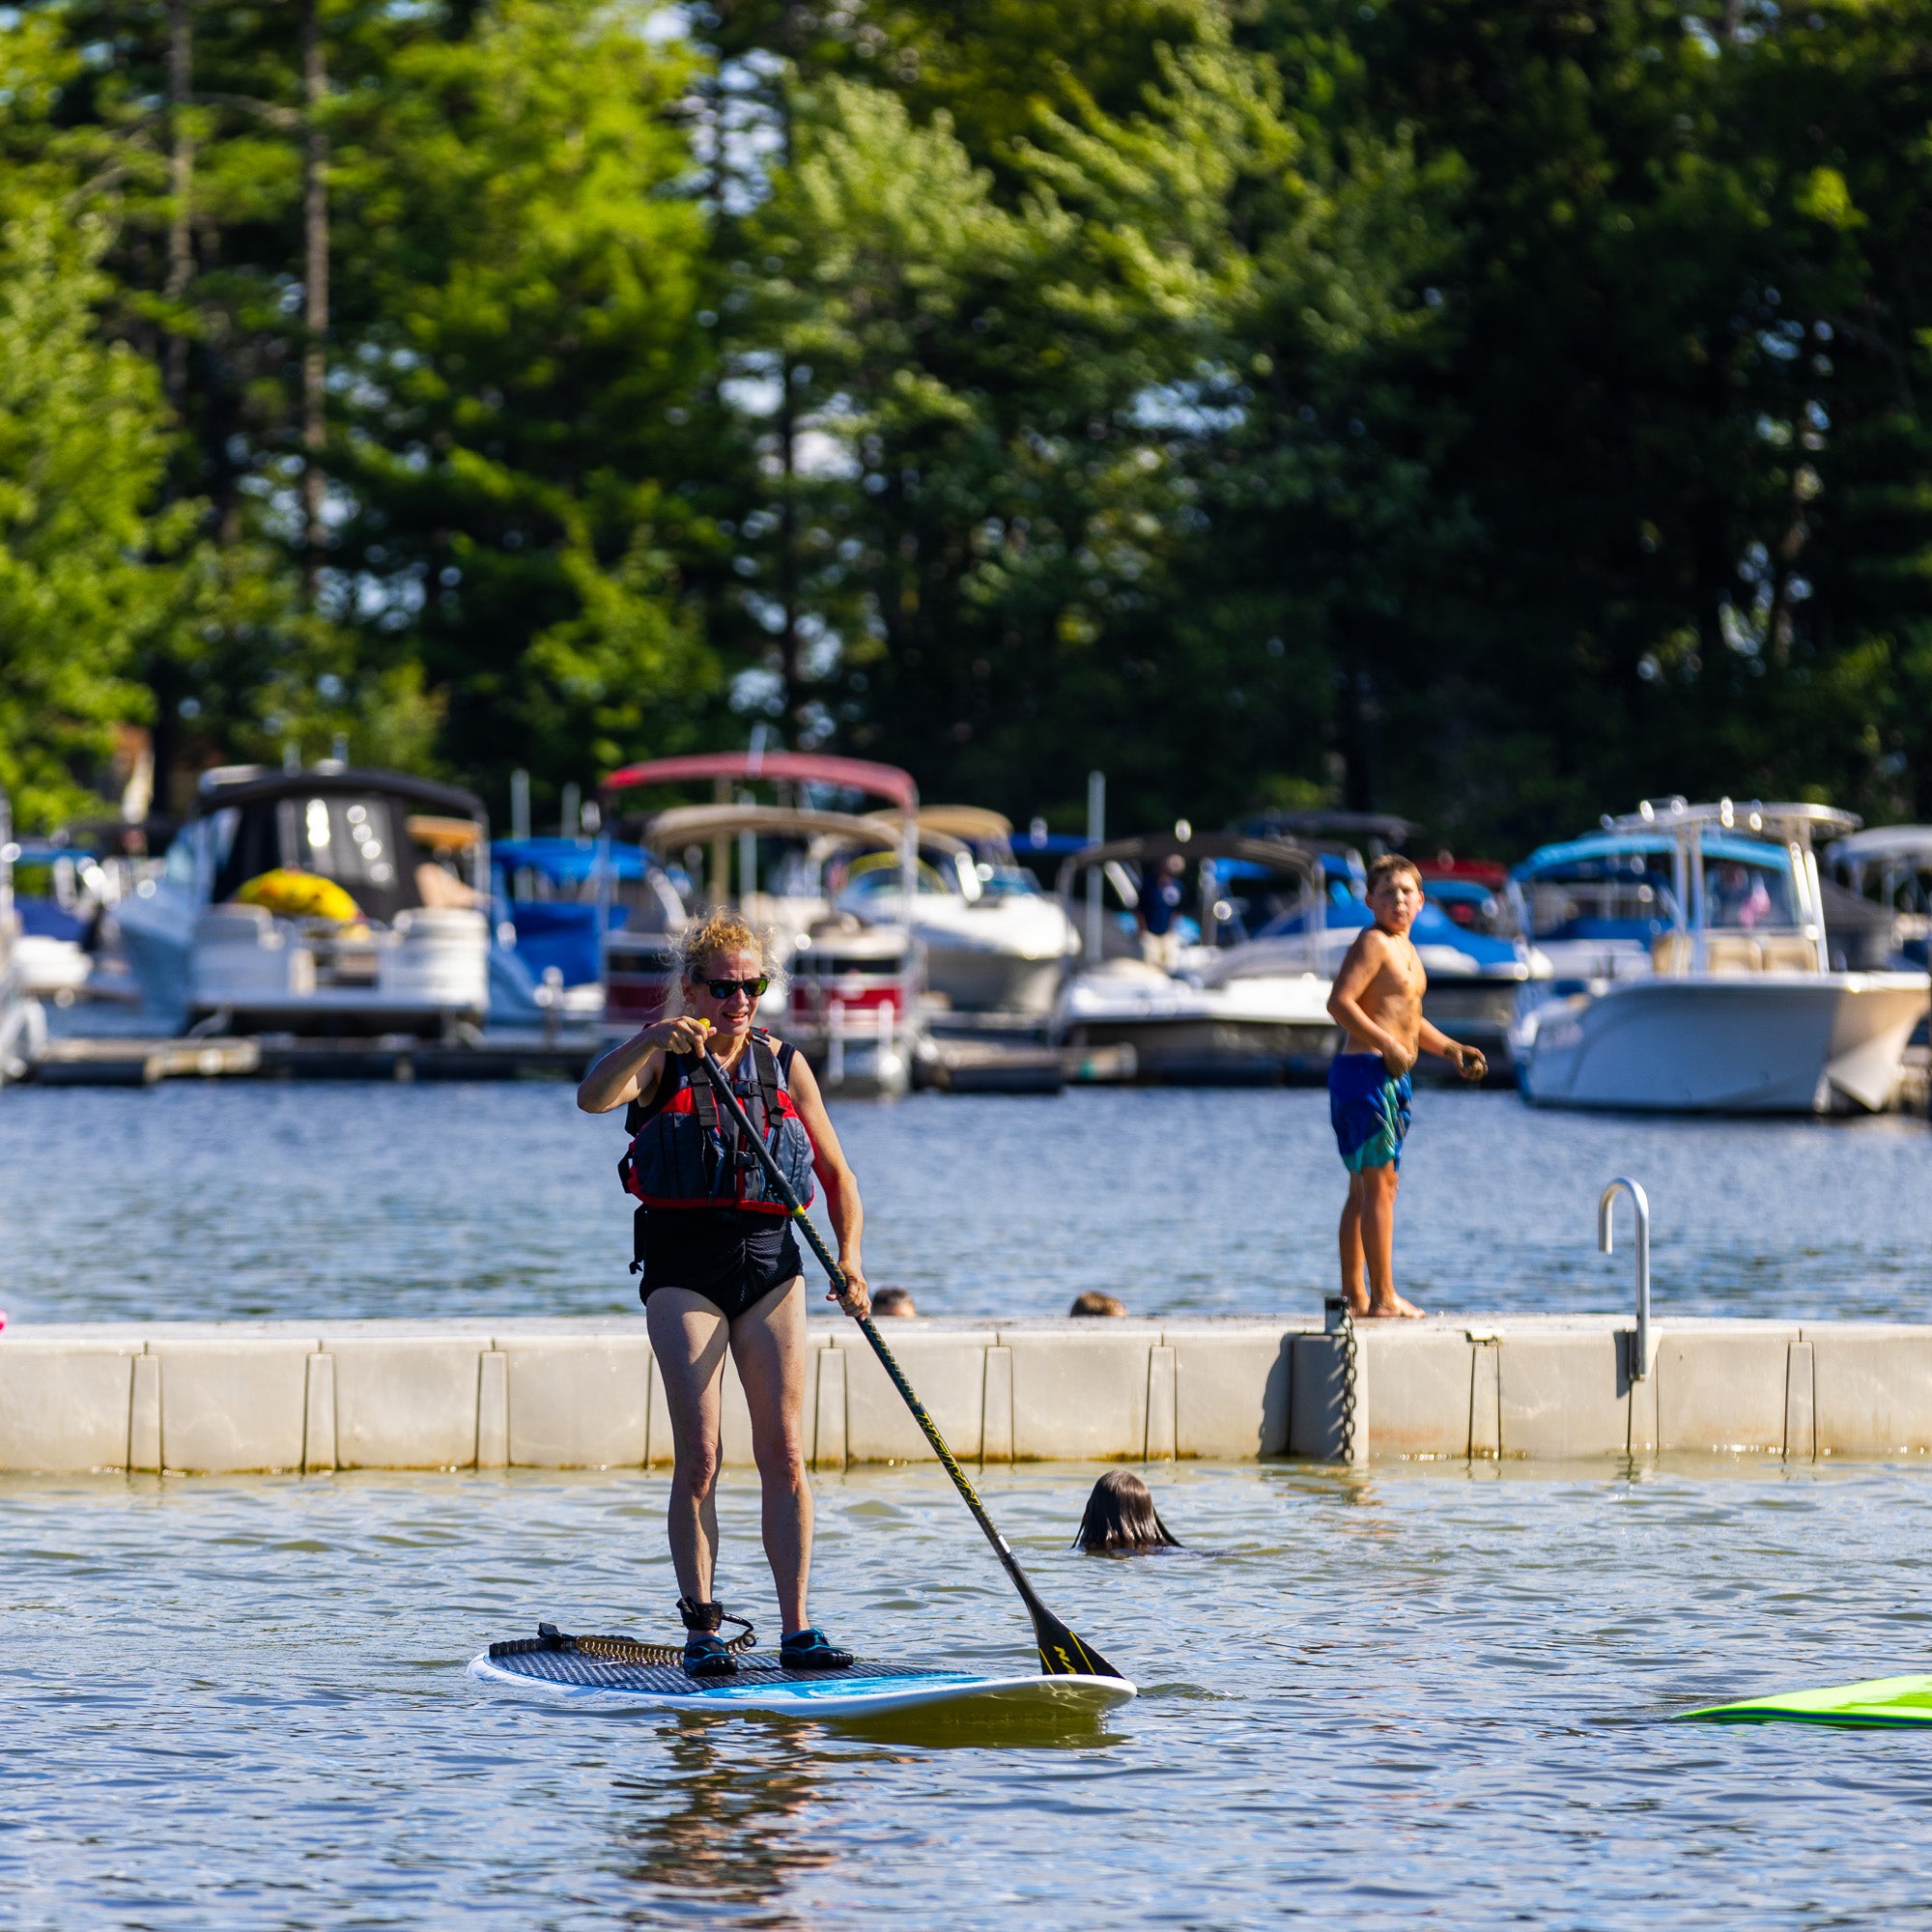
{"left": 233, "top": 869, "right": 363, "bottom": 923}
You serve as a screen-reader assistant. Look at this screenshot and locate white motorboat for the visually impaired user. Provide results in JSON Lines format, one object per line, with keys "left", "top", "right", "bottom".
{"left": 845, "top": 807, "right": 1078, "bottom": 1014}
{"left": 598, "top": 751, "right": 926, "bottom": 1094}
{"left": 1512, "top": 798, "right": 1928, "bottom": 1113}
{"left": 113, "top": 764, "right": 491, "bottom": 1036}
{"left": 1051, "top": 833, "right": 1334, "bottom": 1082}
{"left": 0, "top": 793, "right": 45, "bottom": 1082}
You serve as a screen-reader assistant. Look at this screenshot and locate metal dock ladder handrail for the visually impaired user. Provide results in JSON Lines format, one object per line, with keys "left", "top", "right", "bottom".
{"left": 1598, "top": 1177, "right": 1651, "bottom": 1379}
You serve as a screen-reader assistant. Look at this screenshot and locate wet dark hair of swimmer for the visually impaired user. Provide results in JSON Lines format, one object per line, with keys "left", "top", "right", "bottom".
{"left": 1069, "top": 1291, "right": 1126, "bottom": 1318}
{"left": 1074, "top": 1468, "right": 1180, "bottom": 1552}
{"left": 870, "top": 1286, "right": 917, "bottom": 1318}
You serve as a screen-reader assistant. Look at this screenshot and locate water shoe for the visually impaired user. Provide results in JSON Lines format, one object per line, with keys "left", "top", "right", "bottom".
{"left": 681, "top": 1632, "right": 738, "bottom": 1678}
{"left": 781, "top": 1628, "right": 854, "bottom": 1670}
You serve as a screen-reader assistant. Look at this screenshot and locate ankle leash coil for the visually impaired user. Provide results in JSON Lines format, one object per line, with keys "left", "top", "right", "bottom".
{"left": 488, "top": 1616, "right": 757, "bottom": 1668}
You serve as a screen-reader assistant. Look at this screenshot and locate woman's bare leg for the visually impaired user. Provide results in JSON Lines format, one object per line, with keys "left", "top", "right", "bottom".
{"left": 645, "top": 1289, "right": 731, "bottom": 1602}
{"left": 729, "top": 1275, "right": 814, "bottom": 1633}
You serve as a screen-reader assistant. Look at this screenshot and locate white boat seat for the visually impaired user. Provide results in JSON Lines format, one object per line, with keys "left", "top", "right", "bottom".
{"left": 1759, "top": 935, "right": 1819, "bottom": 973}
{"left": 1703, "top": 934, "right": 1762, "bottom": 973}
{"left": 1651, "top": 931, "right": 1819, "bottom": 975}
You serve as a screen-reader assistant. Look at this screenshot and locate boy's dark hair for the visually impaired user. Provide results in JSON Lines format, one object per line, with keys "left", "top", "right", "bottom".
{"left": 1365, "top": 853, "right": 1421, "bottom": 896}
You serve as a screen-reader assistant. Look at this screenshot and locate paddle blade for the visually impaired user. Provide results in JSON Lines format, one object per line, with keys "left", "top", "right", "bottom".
{"left": 1027, "top": 1595, "right": 1125, "bottom": 1681}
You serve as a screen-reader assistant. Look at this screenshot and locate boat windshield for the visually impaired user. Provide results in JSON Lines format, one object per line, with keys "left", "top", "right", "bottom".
{"left": 1522, "top": 856, "right": 1677, "bottom": 945}
{"left": 1422, "top": 876, "right": 1521, "bottom": 939}
{"left": 1519, "top": 837, "right": 1799, "bottom": 942}
{"left": 1703, "top": 858, "right": 1801, "bottom": 929}
{"left": 974, "top": 863, "right": 1042, "bottom": 900}
{"left": 840, "top": 853, "right": 956, "bottom": 900}
{"left": 208, "top": 793, "right": 421, "bottom": 923}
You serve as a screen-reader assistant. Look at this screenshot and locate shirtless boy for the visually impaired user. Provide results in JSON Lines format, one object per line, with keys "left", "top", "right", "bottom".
{"left": 1324, "top": 854, "right": 1487, "bottom": 1319}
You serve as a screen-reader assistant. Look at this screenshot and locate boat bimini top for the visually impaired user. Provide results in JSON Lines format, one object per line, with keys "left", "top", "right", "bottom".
{"left": 186, "top": 764, "right": 488, "bottom": 927}
{"left": 602, "top": 752, "right": 921, "bottom": 918}
{"left": 602, "top": 751, "right": 918, "bottom": 813}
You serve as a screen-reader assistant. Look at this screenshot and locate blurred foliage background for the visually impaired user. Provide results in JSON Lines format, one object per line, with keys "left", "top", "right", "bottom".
{"left": 3, "top": 0, "right": 1930, "bottom": 849}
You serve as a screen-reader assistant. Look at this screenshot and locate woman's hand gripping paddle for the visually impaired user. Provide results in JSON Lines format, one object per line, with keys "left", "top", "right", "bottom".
{"left": 698, "top": 1043, "right": 1124, "bottom": 1681}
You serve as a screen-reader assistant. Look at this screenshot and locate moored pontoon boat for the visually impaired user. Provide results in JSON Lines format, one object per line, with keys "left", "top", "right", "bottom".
{"left": 598, "top": 751, "right": 924, "bottom": 1094}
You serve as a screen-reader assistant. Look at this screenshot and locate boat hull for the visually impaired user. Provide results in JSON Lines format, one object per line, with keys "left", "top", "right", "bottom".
{"left": 1518, "top": 971, "right": 1927, "bottom": 1114}
{"left": 1055, "top": 966, "right": 1339, "bottom": 1084}
{"left": 923, "top": 945, "right": 1063, "bottom": 1016}
{"left": 1418, "top": 980, "right": 1522, "bottom": 1075}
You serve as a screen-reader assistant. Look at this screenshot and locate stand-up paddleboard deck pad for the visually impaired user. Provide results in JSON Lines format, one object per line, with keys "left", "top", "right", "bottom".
{"left": 1680, "top": 1674, "right": 1932, "bottom": 1729}
{"left": 469, "top": 1643, "right": 1136, "bottom": 1719}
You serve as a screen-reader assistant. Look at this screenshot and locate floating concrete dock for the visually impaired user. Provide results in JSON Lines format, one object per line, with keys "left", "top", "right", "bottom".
{"left": 28, "top": 1030, "right": 608, "bottom": 1086}
{"left": 7, "top": 1315, "right": 1932, "bottom": 1473}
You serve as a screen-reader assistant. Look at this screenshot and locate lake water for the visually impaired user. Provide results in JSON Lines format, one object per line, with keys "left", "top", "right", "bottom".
{"left": 0, "top": 1082, "right": 1927, "bottom": 1326}
{"left": 9, "top": 1458, "right": 1932, "bottom": 1930}
{"left": 8, "top": 1084, "right": 1932, "bottom": 1927}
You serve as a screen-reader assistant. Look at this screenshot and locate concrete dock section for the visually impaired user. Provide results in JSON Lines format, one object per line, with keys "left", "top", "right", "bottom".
{"left": 8, "top": 1314, "right": 1932, "bottom": 1473}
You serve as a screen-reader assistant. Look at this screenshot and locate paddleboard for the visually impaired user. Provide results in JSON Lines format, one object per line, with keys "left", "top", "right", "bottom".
{"left": 469, "top": 1643, "right": 1136, "bottom": 1719}
{"left": 1680, "top": 1674, "right": 1932, "bottom": 1729}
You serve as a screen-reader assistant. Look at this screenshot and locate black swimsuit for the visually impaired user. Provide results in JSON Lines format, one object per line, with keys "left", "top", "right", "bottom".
{"left": 629, "top": 1040, "right": 806, "bottom": 1321}
{"left": 636, "top": 1208, "right": 804, "bottom": 1321}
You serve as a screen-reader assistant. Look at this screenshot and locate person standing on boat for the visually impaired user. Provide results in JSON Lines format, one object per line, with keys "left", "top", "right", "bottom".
{"left": 577, "top": 909, "right": 869, "bottom": 1676}
{"left": 1325, "top": 854, "right": 1487, "bottom": 1320}
{"left": 1139, "top": 853, "right": 1187, "bottom": 972}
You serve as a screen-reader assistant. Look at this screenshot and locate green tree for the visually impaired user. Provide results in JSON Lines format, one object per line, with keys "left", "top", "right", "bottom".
{"left": 325, "top": 0, "right": 726, "bottom": 816}
{"left": 1249, "top": 0, "right": 1932, "bottom": 847}
{"left": 0, "top": 199, "right": 177, "bottom": 827}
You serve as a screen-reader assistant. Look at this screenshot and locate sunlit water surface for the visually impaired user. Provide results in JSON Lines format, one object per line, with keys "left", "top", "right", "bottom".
{"left": 8, "top": 1462, "right": 1932, "bottom": 1930}
{"left": 0, "top": 1082, "right": 1926, "bottom": 1324}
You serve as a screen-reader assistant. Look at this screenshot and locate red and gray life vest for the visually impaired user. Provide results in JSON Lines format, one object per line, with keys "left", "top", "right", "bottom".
{"left": 619, "top": 1031, "right": 817, "bottom": 1216}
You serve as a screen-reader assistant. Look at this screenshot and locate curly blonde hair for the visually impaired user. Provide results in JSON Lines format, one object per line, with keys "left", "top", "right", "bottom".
{"left": 664, "top": 908, "right": 786, "bottom": 1016}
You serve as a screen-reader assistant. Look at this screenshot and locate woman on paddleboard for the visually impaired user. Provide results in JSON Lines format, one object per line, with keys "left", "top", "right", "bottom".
{"left": 577, "top": 909, "right": 869, "bottom": 1677}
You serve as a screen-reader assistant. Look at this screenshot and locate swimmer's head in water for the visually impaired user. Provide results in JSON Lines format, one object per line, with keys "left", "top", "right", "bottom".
{"left": 1069, "top": 1291, "right": 1126, "bottom": 1318}
{"left": 1075, "top": 1469, "right": 1179, "bottom": 1552}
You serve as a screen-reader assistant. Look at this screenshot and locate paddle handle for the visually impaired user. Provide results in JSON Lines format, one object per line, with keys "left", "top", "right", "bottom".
{"left": 696, "top": 1046, "right": 1120, "bottom": 1679}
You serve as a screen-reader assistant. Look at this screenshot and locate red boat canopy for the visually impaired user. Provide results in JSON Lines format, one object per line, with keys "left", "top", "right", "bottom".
{"left": 601, "top": 751, "right": 918, "bottom": 813}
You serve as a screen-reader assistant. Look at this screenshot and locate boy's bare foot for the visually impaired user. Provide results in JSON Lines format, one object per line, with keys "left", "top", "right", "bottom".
{"left": 1363, "top": 1293, "right": 1427, "bottom": 1320}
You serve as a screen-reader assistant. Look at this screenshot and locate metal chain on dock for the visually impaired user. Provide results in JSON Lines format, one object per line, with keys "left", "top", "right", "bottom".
{"left": 1337, "top": 1303, "right": 1360, "bottom": 1464}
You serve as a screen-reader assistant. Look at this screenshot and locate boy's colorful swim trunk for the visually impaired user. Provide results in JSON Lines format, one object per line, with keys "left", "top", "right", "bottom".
{"left": 1328, "top": 1052, "right": 1411, "bottom": 1172}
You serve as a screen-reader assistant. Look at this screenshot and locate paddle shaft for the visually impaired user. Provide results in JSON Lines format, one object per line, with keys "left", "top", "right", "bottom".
{"left": 698, "top": 1044, "right": 1120, "bottom": 1680}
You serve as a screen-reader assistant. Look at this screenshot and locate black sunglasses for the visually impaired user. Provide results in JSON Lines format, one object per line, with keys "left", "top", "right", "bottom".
{"left": 699, "top": 976, "right": 770, "bottom": 1000}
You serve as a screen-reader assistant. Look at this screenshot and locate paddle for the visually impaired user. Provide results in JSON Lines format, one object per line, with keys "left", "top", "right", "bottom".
{"left": 698, "top": 1041, "right": 1123, "bottom": 1681}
